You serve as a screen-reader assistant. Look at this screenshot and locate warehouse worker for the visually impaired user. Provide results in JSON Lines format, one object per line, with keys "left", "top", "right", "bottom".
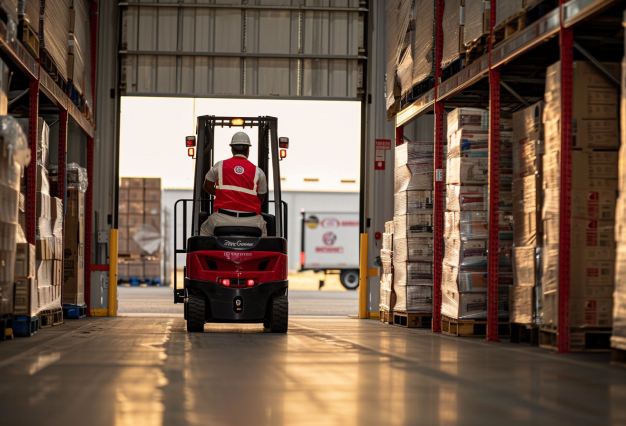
{"left": 200, "top": 132, "right": 268, "bottom": 236}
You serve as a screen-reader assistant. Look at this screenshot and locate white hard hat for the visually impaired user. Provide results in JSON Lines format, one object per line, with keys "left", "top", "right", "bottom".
{"left": 230, "top": 131, "right": 252, "bottom": 146}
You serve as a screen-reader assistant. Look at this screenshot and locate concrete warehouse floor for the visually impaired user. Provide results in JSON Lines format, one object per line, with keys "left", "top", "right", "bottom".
{"left": 1, "top": 288, "right": 625, "bottom": 425}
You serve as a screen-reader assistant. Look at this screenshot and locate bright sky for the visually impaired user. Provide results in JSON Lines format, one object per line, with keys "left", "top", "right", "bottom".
{"left": 119, "top": 97, "right": 362, "bottom": 191}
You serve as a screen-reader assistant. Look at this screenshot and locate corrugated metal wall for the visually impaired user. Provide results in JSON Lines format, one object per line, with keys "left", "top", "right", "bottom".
{"left": 120, "top": 0, "right": 366, "bottom": 99}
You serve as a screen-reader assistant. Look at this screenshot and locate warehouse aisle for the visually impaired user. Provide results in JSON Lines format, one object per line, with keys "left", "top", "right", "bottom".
{"left": 1, "top": 316, "right": 625, "bottom": 426}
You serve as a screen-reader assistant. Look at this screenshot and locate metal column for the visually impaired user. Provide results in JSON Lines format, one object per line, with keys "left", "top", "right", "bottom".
{"left": 486, "top": 0, "right": 501, "bottom": 342}
{"left": 432, "top": 0, "right": 445, "bottom": 333}
{"left": 557, "top": 24, "right": 574, "bottom": 354}
{"left": 85, "top": 137, "right": 94, "bottom": 314}
{"left": 25, "top": 81, "right": 40, "bottom": 245}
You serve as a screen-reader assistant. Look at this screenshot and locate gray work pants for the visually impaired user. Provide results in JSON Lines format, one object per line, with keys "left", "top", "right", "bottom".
{"left": 200, "top": 212, "right": 267, "bottom": 237}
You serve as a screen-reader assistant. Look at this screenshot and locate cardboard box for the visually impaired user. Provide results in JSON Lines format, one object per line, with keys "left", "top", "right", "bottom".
{"left": 446, "top": 157, "right": 489, "bottom": 185}
{"left": 53, "top": 260, "right": 63, "bottom": 286}
{"left": 128, "top": 214, "right": 143, "bottom": 227}
{"left": 144, "top": 214, "right": 160, "bottom": 230}
{"left": 64, "top": 189, "right": 85, "bottom": 306}
{"left": 15, "top": 243, "right": 36, "bottom": 278}
{"left": 129, "top": 239, "right": 142, "bottom": 254}
{"left": 127, "top": 261, "right": 143, "bottom": 277}
{"left": 509, "top": 285, "right": 534, "bottom": 324}
{"left": 144, "top": 189, "right": 161, "bottom": 202}
{"left": 117, "top": 262, "right": 129, "bottom": 279}
{"left": 129, "top": 201, "right": 144, "bottom": 214}
{"left": 36, "top": 259, "right": 53, "bottom": 288}
{"left": 512, "top": 101, "right": 544, "bottom": 144}
{"left": 143, "top": 177, "right": 161, "bottom": 189}
{"left": 118, "top": 214, "right": 129, "bottom": 227}
{"left": 129, "top": 188, "right": 143, "bottom": 201}
{"left": 120, "top": 178, "right": 130, "bottom": 188}
{"left": 119, "top": 201, "right": 128, "bottom": 215}
{"left": 129, "top": 178, "right": 144, "bottom": 188}
{"left": 513, "top": 139, "right": 543, "bottom": 178}
{"left": 13, "top": 277, "right": 37, "bottom": 316}
{"left": 570, "top": 297, "right": 613, "bottom": 327}
{"left": 513, "top": 246, "right": 536, "bottom": 287}
{"left": 119, "top": 189, "right": 129, "bottom": 201}
{"left": 144, "top": 261, "right": 160, "bottom": 279}
{"left": 36, "top": 192, "right": 51, "bottom": 218}
{"left": 118, "top": 226, "right": 129, "bottom": 240}
{"left": 36, "top": 238, "right": 54, "bottom": 260}
{"left": 144, "top": 202, "right": 160, "bottom": 216}
{"left": 118, "top": 238, "right": 129, "bottom": 253}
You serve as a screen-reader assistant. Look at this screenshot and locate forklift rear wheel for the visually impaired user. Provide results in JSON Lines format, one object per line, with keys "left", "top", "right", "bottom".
{"left": 340, "top": 270, "right": 360, "bottom": 290}
{"left": 187, "top": 295, "right": 205, "bottom": 332}
{"left": 270, "top": 295, "right": 288, "bottom": 333}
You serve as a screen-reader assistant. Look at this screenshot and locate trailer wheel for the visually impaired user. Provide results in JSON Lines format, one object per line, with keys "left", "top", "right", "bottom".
{"left": 340, "top": 270, "right": 360, "bottom": 290}
{"left": 187, "top": 295, "right": 205, "bottom": 332}
{"left": 270, "top": 295, "right": 288, "bottom": 333}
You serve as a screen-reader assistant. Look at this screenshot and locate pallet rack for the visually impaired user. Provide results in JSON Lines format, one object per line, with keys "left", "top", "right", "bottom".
{"left": 0, "top": 5, "right": 98, "bottom": 315}
{"left": 394, "top": 0, "right": 623, "bottom": 352}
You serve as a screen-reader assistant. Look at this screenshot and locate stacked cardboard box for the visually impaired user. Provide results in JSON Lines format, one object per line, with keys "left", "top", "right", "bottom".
{"left": 612, "top": 47, "right": 626, "bottom": 352}
{"left": 380, "top": 221, "right": 395, "bottom": 313}
{"left": 63, "top": 163, "right": 87, "bottom": 306}
{"left": 510, "top": 101, "right": 544, "bottom": 324}
{"left": 33, "top": 119, "right": 64, "bottom": 312}
{"left": 495, "top": 0, "right": 523, "bottom": 29}
{"left": 40, "top": 0, "right": 71, "bottom": 82}
{"left": 68, "top": 0, "right": 90, "bottom": 98}
{"left": 542, "top": 61, "right": 620, "bottom": 328}
{"left": 393, "top": 142, "right": 434, "bottom": 313}
{"left": 0, "top": 117, "right": 29, "bottom": 316}
{"left": 463, "top": 0, "right": 490, "bottom": 49}
{"left": 442, "top": 108, "right": 509, "bottom": 319}
{"left": 412, "top": 0, "right": 436, "bottom": 87}
{"left": 119, "top": 177, "right": 162, "bottom": 283}
{"left": 442, "top": 0, "right": 464, "bottom": 68}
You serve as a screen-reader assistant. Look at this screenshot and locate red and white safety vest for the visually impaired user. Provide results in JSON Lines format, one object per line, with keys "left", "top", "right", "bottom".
{"left": 214, "top": 157, "right": 262, "bottom": 214}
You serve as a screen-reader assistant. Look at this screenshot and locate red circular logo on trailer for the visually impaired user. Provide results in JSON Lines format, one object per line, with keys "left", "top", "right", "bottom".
{"left": 234, "top": 166, "right": 245, "bottom": 174}
{"left": 322, "top": 232, "right": 337, "bottom": 246}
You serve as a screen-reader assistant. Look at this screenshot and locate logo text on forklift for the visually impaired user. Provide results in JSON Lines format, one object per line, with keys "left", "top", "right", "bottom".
{"left": 223, "top": 239, "right": 255, "bottom": 248}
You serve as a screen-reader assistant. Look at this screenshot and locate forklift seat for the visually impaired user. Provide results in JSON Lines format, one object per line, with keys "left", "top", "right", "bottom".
{"left": 214, "top": 226, "right": 262, "bottom": 238}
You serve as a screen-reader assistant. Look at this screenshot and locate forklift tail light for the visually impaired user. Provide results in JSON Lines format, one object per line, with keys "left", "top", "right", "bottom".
{"left": 246, "top": 279, "right": 256, "bottom": 287}
{"left": 300, "top": 252, "right": 305, "bottom": 266}
{"left": 220, "top": 278, "right": 230, "bottom": 287}
{"left": 188, "top": 147, "right": 195, "bottom": 157}
{"left": 186, "top": 136, "right": 196, "bottom": 147}
{"left": 280, "top": 149, "right": 287, "bottom": 159}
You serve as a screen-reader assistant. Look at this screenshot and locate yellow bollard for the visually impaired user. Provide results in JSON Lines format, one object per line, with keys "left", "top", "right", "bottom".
{"left": 358, "top": 233, "right": 369, "bottom": 319}
{"left": 108, "top": 229, "right": 118, "bottom": 317}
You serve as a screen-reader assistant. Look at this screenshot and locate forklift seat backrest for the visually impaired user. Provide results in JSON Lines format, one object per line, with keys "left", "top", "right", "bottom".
{"left": 262, "top": 214, "right": 276, "bottom": 237}
{"left": 214, "top": 226, "right": 262, "bottom": 238}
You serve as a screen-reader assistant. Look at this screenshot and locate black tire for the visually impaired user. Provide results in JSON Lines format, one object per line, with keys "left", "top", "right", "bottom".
{"left": 340, "top": 270, "right": 360, "bottom": 290}
{"left": 270, "top": 295, "right": 288, "bottom": 333}
{"left": 263, "top": 321, "right": 270, "bottom": 329}
{"left": 187, "top": 295, "right": 205, "bottom": 333}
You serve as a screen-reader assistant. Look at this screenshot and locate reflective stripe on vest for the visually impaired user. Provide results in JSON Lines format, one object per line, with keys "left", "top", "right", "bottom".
{"left": 214, "top": 157, "right": 261, "bottom": 214}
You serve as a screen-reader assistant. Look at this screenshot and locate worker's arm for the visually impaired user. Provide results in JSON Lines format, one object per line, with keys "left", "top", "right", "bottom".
{"left": 257, "top": 193, "right": 265, "bottom": 203}
{"left": 204, "top": 179, "right": 216, "bottom": 195}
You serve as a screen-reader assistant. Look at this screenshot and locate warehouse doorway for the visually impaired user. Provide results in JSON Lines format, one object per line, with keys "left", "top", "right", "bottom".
{"left": 116, "top": 97, "right": 362, "bottom": 316}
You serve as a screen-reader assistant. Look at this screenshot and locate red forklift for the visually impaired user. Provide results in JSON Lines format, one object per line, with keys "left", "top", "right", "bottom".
{"left": 174, "top": 116, "right": 289, "bottom": 333}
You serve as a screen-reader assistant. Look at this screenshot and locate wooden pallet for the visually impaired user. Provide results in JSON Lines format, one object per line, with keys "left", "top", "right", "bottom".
{"left": 39, "top": 308, "right": 63, "bottom": 328}
{"left": 442, "top": 315, "right": 511, "bottom": 337}
{"left": 510, "top": 323, "right": 539, "bottom": 346}
{"left": 18, "top": 18, "right": 39, "bottom": 59}
{"left": 493, "top": 11, "right": 527, "bottom": 46}
{"left": 393, "top": 312, "right": 432, "bottom": 328}
{"left": 539, "top": 325, "right": 612, "bottom": 352}
{"left": 40, "top": 49, "right": 67, "bottom": 91}
{"left": 379, "top": 310, "right": 393, "bottom": 325}
{"left": 464, "top": 35, "right": 488, "bottom": 67}
{"left": 118, "top": 252, "right": 143, "bottom": 259}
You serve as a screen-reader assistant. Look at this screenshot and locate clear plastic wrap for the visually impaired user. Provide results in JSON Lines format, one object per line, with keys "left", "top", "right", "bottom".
{"left": 613, "top": 245, "right": 626, "bottom": 350}
{"left": 67, "top": 162, "right": 88, "bottom": 192}
{"left": 412, "top": 0, "right": 435, "bottom": 86}
{"left": 446, "top": 156, "right": 489, "bottom": 185}
{"left": 444, "top": 211, "right": 488, "bottom": 241}
{"left": 41, "top": 0, "right": 71, "bottom": 81}
{"left": 394, "top": 213, "right": 434, "bottom": 239}
{"left": 37, "top": 118, "right": 49, "bottom": 168}
{"left": 394, "top": 237, "right": 433, "bottom": 263}
{"left": 512, "top": 101, "right": 544, "bottom": 144}
{"left": 132, "top": 223, "right": 161, "bottom": 255}
{"left": 442, "top": 287, "right": 509, "bottom": 319}
{"left": 463, "top": 0, "right": 489, "bottom": 47}
{"left": 68, "top": 34, "right": 86, "bottom": 95}
{"left": 382, "top": 233, "right": 393, "bottom": 251}
{"left": 394, "top": 261, "right": 433, "bottom": 286}
{"left": 444, "top": 238, "right": 488, "bottom": 267}
{"left": 18, "top": 0, "right": 40, "bottom": 33}
{"left": 394, "top": 284, "right": 433, "bottom": 313}
{"left": 448, "top": 129, "right": 489, "bottom": 158}
{"left": 442, "top": 0, "right": 462, "bottom": 68}
{"left": 447, "top": 107, "right": 487, "bottom": 138}
{"left": 509, "top": 285, "right": 534, "bottom": 324}
{"left": 386, "top": 0, "right": 414, "bottom": 109}
{"left": 0, "top": 115, "right": 29, "bottom": 190}
{"left": 446, "top": 184, "right": 487, "bottom": 211}
{"left": 394, "top": 190, "right": 433, "bottom": 215}
{"left": 385, "top": 220, "right": 394, "bottom": 234}
{"left": 495, "top": 0, "right": 524, "bottom": 29}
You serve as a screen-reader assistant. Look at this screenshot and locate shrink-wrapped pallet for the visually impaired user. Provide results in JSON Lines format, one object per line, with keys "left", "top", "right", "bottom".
{"left": 442, "top": 0, "right": 464, "bottom": 68}
{"left": 442, "top": 286, "right": 509, "bottom": 319}
{"left": 446, "top": 185, "right": 487, "bottom": 211}
{"left": 40, "top": 0, "right": 71, "bottom": 81}
{"left": 394, "top": 237, "right": 434, "bottom": 263}
{"left": 495, "top": 0, "right": 524, "bottom": 29}
{"left": 412, "top": 0, "right": 436, "bottom": 87}
{"left": 463, "top": 0, "right": 490, "bottom": 47}
{"left": 394, "top": 284, "right": 433, "bottom": 313}
{"left": 17, "top": 0, "right": 38, "bottom": 32}
{"left": 69, "top": 0, "right": 91, "bottom": 100}
{"left": 394, "top": 190, "right": 433, "bottom": 215}
{"left": 386, "top": 0, "right": 414, "bottom": 110}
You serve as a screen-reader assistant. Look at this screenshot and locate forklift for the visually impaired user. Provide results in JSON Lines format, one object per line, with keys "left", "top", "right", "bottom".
{"left": 173, "top": 116, "right": 289, "bottom": 333}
